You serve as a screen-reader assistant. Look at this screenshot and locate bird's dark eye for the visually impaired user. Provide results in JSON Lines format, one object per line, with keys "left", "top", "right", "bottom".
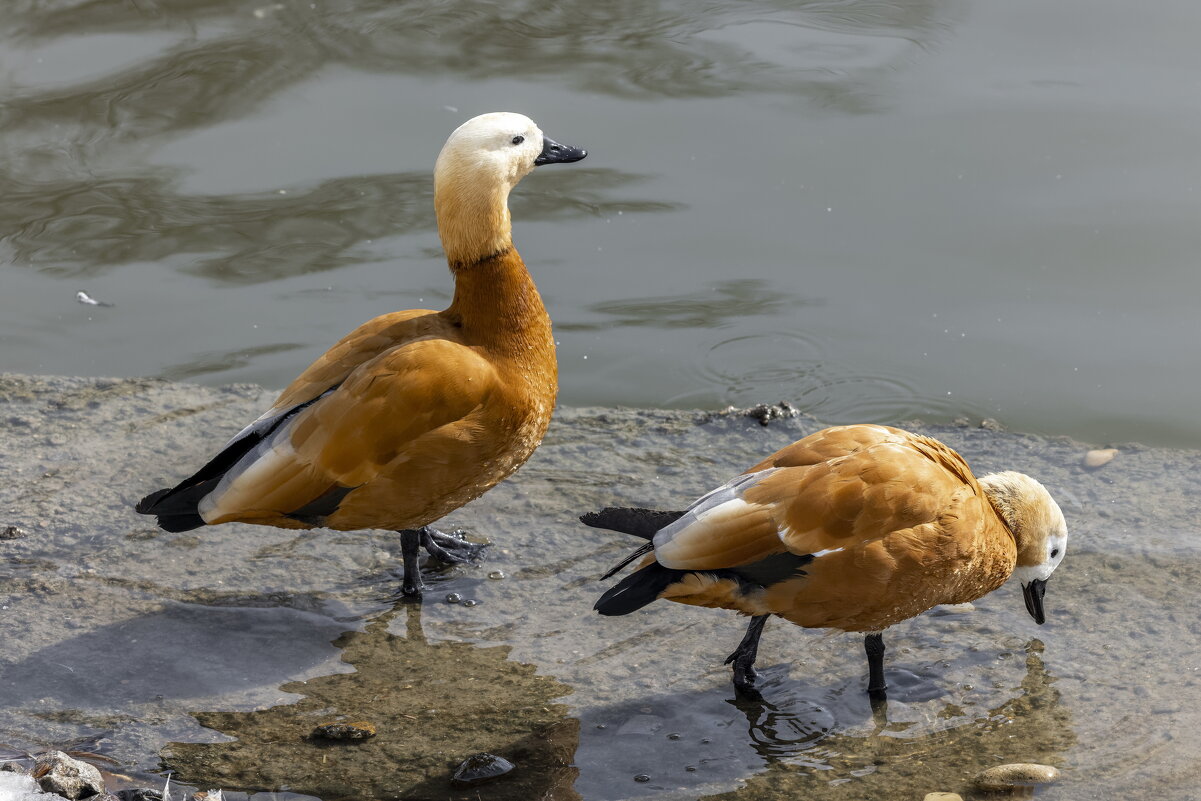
{"left": 1051, "top": 548, "right": 1059, "bottom": 558}
{"left": 511, "top": 135, "right": 525, "bottom": 145}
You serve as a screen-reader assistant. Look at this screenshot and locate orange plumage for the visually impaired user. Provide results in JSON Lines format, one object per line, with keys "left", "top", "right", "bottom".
{"left": 588, "top": 424, "right": 1068, "bottom": 698}
{"left": 138, "top": 112, "right": 585, "bottom": 597}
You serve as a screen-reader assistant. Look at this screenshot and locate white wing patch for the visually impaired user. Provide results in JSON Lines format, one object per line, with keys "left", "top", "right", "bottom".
{"left": 652, "top": 469, "right": 780, "bottom": 569}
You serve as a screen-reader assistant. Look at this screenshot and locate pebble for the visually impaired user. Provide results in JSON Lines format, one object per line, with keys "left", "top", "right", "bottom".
{"left": 487, "top": 570, "right": 505, "bottom": 580}
{"left": 974, "top": 763, "right": 1060, "bottom": 790}
{"left": 1, "top": 525, "right": 27, "bottom": 539}
{"left": 924, "top": 794, "right": 963, "bottom": 801}
{"left": 450, "top": 753, "right": 515, "bottom": 787}
{"left": 633, "top": 774, "right": 650, "bottom": 783}
{"left": 1083, "top": 448, "right": 1118, "bottom": 468}
{"left": 311, "top": 720, "right": 377, "bottom": 740}
{"left": 445, "top": 593, "right": 462, "bottom": 604}
{"left": 116, "top": 791, "right": 165, "bottom": 801}
{"left": 32, "top": 750, "right": 106, "bottom": 800}
{"left": 461, "top": 599, "right": 479, "bottom": 607}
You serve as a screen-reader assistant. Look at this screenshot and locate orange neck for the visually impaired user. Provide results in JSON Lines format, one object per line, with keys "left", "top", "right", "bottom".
{"left": 446, "top": 248, "right": 555, "bottom": 366}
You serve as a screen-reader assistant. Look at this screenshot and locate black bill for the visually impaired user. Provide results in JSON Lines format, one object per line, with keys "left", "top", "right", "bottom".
{"left": 535, "top": 136, "right": 587, "bottom": 165}
{"left": 1022, "top": 578, "right": 1047, "bottom": 625}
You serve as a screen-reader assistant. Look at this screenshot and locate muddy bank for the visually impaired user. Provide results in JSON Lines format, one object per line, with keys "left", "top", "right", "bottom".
{"left": 1, "top": 375, "right": 1200, "bottom": 800}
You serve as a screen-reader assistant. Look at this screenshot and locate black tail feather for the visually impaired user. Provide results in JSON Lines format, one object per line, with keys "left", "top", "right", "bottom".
{"left": 579, "top": 507, "right": 686, "bottom": 539}
{"left": 594, "top": 562, "right": 686, "bottom": 616}
{"left": 600, "top": 542, "right": 653, "bottom": 581}
{"left": 137, "top": 478, "right": 221, "bottom": 533}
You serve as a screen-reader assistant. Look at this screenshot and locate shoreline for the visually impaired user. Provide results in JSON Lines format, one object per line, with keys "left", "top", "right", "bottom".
{"left": 2, "top": 373, "right": 1198, "bottom": 801}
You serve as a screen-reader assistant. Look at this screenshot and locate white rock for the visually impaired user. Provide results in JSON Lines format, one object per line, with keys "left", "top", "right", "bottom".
{"left": 0, "top": 771, "right": 64, "bottom": 799}
{"left": 1083, "top": 448, "right": 1117, "bottom": 468}
{"left": 923, "top": 794, "right": 963, "bottom": 801}
{"left": 975, "top": 762, "right": 1060, "bottom": 790}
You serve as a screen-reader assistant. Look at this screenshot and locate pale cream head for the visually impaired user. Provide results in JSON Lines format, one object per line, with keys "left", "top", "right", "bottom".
{"left": 978, "top": 470, "right": 1068, "bottom": 580}
{"left": 433, "top": 112, "right": 547, "bottom": 266}
{"left": 979, "top": 470, "right": 1067, "bottom": 624}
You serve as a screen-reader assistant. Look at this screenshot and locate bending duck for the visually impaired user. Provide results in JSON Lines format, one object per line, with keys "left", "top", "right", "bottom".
{"left": 586, "top": 424, "right": 1068, "bottom": 698}
{"left": 138, "top": 112, "right": 586, "bottom": 597}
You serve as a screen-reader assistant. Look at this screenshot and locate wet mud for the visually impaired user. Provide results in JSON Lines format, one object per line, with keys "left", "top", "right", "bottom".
{"left": 2, "top": 375, "right": 1200, "bottom": 800}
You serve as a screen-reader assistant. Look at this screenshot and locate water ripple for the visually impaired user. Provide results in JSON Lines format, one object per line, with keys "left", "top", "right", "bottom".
{"left": 669, "top": 330, "right": 971, "bottom": 422}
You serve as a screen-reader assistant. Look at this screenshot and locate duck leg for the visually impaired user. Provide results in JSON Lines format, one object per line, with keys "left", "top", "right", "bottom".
{"left": 864, "top": 632, "right": 887, "bottom": 698}
{"left": 725, "top": 615, "right": 770, "bottom": 696}
{"left": 400, "top": 529, "right": 426, "bottom": 597}
{"left": 399, "top": 526, "right": 488, "bottom": 598}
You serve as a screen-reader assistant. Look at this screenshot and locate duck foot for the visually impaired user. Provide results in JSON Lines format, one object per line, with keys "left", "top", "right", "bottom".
{"left": 398, "top": 527, "right": 488, "bottom": 598}
{"left": 423, "top": 527, "right": 488, "bottom": 563}
{"left": 725, "top": 615, "right": 769, "bottom": 698}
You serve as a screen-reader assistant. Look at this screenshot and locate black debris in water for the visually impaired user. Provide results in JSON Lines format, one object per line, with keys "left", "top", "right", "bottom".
{"left": 450, "top": 752, "right": 516, "bottom": 787}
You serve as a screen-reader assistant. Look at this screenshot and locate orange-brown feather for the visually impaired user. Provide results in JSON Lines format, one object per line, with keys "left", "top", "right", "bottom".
{"left": 201, "top": 249, "right": 556, "bottom": 531}
{"left": 644, "top": 425, "right": 1018, "bottom": 632}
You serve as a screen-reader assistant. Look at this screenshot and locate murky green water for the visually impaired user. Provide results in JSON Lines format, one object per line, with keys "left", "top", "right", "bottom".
{"left": 3, "top": 0, "right": 1201, "bottom": 446}
{"left": 3, "top": 376, "right": 1201, "bottom": 800}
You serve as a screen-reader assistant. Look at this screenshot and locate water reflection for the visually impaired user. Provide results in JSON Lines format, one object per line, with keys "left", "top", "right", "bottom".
{"left": 0, "top": 168, "right": 671, "bottom": 282}
{"left": 7, "top": 0, "right": 950, "bottom": 102}
{"left": 559, "top": 280, "right": 812, "bottom": 332}
{"left": 165, "top": 601, "right": 580, "bottom": 801}
{"left": 576, "top": 640, "right": 1072, "bottom": 799}
{"left": 711, "top": 640, "right": 1074, "bottom": 800}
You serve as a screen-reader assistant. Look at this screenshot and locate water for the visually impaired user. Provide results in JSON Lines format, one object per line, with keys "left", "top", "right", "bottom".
{"left": 3, "top": 0, "right": 1201, "bottom": 447}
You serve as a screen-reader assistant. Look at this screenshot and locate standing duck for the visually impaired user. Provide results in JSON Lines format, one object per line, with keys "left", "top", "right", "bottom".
{"left": 138, "top": 112, "right": 586, "bottom": 597}
{"left": 585, "top": 424, "right": 1068, "bottom": 698}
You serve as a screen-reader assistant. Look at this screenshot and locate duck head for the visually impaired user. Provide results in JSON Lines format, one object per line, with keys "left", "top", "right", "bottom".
{"left": 978, "top": 471, "right": 1068, "bottom": 625}
{"left": 434, "top": 112, "right": 586, "bottom": 266}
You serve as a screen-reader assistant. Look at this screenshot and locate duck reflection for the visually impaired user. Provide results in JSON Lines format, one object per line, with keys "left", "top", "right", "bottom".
{"left": 575, "top": 639, "right": 1072, "bottom": 800}
{"left": 713, "top": 639, "right": 1074, "bottom": 800}
{"left": 165, "top": 601, "right": 580, "bottom": 801}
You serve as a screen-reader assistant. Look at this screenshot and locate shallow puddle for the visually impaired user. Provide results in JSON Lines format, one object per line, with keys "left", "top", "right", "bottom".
{"left": 2, "top": 375, "right": 1201, "bottom": 799}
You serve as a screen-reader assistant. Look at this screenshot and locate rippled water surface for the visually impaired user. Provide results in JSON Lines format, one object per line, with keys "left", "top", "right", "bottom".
{"left": 2, "top": 0, "right": 1200, "bottom": 445}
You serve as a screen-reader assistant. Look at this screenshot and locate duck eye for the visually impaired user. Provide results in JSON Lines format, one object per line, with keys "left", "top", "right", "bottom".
{"left": 511, "top": 135, "right": 525, "bottom": 145}
{"left": 1051, "top": 548, "right": 1059, "bottom": 558}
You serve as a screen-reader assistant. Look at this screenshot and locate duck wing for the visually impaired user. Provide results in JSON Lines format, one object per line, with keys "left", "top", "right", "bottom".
{"left": 139, "top": 332, "right": 498, "bottom": 531}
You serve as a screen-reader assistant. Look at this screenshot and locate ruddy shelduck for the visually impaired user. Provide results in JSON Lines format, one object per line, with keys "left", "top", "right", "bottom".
{"left": 138, "top": 112, "right": 586, "bottom": 597}
{"left": 586, "top": 424, "right": 1068, "bottom": 698}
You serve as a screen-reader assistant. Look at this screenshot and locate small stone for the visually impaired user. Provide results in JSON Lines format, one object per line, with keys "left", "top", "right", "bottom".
{"left": 116, "top": 791, "right": 165, "bottom": 801}
{"left": 1, "top": 525, "right": 26, "bottom": 539}
{"left": 311, "top": 720, "right": 377, "bottom": 740}
{"left": 1083, "top": 448, "right": 1117, "bottom": 468}
{"left": 1, "top": 761, "right": 31, "bottom": 775}
{"left": 461, "top": 599, "right": 479, "bottom": 607}
{"left": 974, "top": 763, "right": 1060, "bottom": 791}
{"left": 924, "top": 794, "right": 963, "bottom": 801}
{"left": 445, "top": 593, "right": 463, "bottom": 604}
{"left": 633, "top": 774, "right": 651, "bottom": 783}
{"left": 450, "top": 753, "right": 515, "bottom": 787}
{"left": 192, "top": 791, "right": 224, "bottom": 801}
{"left": 979, "top": 418, "right": 1003, "bottom": 431}
{"left": 487, "top": 570, "right": 505, "bottom": 580}
{"left": 32, "top": 750, "right": 105, "bottom": 800}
